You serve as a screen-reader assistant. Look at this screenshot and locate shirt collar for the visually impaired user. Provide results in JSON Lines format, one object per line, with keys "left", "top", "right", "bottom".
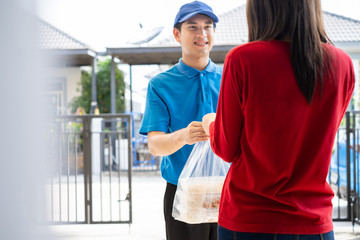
{"left": 176, "top": 58, "right": 217, "bottom": 78}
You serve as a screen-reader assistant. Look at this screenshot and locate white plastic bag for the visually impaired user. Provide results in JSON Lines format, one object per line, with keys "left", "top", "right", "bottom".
{"left": 172, "top": 140, "right": 230, "bottom": 224}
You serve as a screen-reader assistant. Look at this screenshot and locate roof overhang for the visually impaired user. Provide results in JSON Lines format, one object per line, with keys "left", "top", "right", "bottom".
{"left": 106, "top": 45, "right": 238, "bottom": 65}
{"left": 334, "top": 41, "right": 360, "bottom": 59}
{"left": 41, "top": 49, "right": 96, "bottom": 67}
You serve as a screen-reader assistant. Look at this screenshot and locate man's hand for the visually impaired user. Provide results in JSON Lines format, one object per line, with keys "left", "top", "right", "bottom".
{"left": 147, "top": 121, "right": 209, "bottom": 157}
{"left": 183, "top": 121, "right": 209, "bottom": 145}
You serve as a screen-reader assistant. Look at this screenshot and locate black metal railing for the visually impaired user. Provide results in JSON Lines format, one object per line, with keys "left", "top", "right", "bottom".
{"left": 46, "top": 114, "right": 135, "bottom": 224}
{"left": 46, "top": 112, "right": 360, "bottom": 225}
{"left": 330, "top": 111, "right": 360, "bottom": 227}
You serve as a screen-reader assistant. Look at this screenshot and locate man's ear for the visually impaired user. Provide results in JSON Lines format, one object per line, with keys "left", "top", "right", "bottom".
{"left": 173, "top": 28, "right": 181, "bottom": 43}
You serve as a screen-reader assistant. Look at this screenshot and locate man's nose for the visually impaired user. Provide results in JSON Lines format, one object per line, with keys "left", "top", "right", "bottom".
{"left": 196, "top": 28, "right": 207, "bottom": 37}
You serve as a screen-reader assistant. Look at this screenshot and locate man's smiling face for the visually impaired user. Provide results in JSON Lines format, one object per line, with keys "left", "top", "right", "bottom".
{"left": 174, "top": 14, "right": 215, "bottom": 60}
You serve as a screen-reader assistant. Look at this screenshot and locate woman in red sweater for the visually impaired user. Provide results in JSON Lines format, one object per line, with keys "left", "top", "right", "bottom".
{"left": 202, "top": 0, "right": 355, "bottom": 239}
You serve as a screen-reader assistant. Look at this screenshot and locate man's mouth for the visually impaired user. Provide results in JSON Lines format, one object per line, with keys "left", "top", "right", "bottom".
{"left": 194, "top": 41, "right": 208, "bottom": 46}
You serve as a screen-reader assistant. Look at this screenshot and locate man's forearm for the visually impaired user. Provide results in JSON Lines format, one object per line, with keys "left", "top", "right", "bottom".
{"left": 147, "top": 121, "right": 209, "bottom": 157}
{"left": 148, "top": 129, "right": 186, "bottom": 157}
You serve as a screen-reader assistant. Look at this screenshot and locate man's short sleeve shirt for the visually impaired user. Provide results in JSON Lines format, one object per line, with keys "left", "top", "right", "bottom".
{"left": 139, "top": 58, "right": 222, "bottom": 185}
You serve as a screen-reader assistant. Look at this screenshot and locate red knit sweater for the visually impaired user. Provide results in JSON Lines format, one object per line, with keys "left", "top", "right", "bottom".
{"left": 209, "top": 40, "right": 355, "bottom": 234}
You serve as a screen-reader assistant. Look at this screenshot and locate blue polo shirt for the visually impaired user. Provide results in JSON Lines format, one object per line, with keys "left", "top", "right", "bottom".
{"left": 139, "top": 58, "right": 222, "bottom": 185}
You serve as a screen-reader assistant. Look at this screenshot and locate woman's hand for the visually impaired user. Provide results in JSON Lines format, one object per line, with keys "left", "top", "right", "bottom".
{"left": 202, "top": 113, "right": 216, "bottom": 135}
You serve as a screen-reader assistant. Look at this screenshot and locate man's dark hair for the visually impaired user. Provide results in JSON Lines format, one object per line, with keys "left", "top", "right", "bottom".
{"left": 174, "top": 22, "right": 183, "bottom": 31}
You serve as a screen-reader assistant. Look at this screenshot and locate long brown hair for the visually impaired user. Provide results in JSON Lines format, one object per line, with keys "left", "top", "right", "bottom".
{"left": 246, "top": 0, "right": 333, "bottom": 104}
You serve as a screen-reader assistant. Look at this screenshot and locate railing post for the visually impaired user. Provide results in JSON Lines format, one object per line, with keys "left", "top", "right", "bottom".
{"left": 127, "top": 115, "right": 133, "bottom": 224}
{"left": 352, "top": 113, "right": 357, "bottom": 228}
{"left": 346, "top": 111, "right": 352, "bottom": 220}
{"left": 82, "top": 116, "right": 93, "bottom": 224}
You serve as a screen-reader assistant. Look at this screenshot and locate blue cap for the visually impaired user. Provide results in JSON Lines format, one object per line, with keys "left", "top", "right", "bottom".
{"left": 173, "top": 1, "right": 219, "bottom": 27}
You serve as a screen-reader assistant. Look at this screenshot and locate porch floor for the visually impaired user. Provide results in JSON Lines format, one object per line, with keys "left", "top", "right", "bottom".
{"left": 49, "top": 172, "right": 360, "bottom": 240}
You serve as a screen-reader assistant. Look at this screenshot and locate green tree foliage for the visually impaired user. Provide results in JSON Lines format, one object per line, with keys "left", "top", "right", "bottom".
{"left": 69, "top": 58, "right": 125, "bottom": 114}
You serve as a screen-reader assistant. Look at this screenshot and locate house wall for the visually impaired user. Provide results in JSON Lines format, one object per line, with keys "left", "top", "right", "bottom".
{"left": 44, "top": 67, "right": 82, "bottom": 115}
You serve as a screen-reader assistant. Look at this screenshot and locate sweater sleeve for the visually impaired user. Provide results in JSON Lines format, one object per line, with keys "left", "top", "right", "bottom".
{"left": 343, "top": 59, "right": 355, "bottom": 114}
{"left": 210, "top": 51, "right": 244, "bottom": 163}
{"left": 336, "top": 52, "right": 355, "bottom": 129}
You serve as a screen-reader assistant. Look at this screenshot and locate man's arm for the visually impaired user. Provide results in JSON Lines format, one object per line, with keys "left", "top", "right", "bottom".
{"left": 148, "top": 121, "right": 209, "bottom": 157}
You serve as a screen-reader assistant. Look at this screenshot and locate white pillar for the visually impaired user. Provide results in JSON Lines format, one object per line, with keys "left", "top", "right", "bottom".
{"left": 0, "top": 1, "right": 52, "bottom": 239}
{"left": 353, "top": 59, "right": 360, "bottom": 110}
{"left": 91, "top": 118, "right": 102, "bottom": 174}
